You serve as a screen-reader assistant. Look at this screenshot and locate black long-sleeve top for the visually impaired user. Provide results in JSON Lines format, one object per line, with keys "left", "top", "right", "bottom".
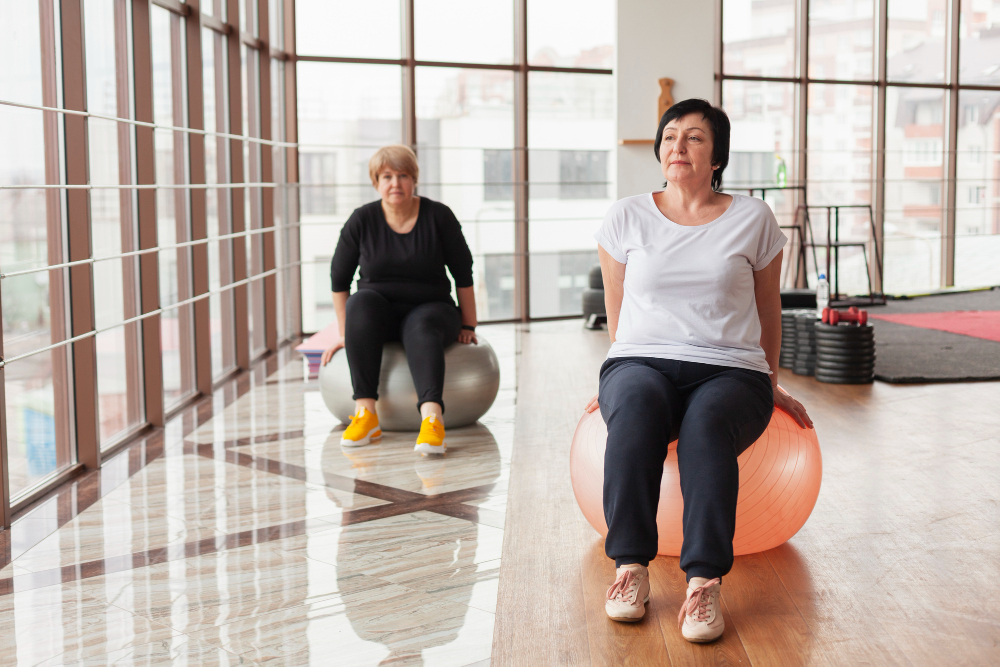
{"left": 330, "top": 197, "right": 474, "bottom": 306}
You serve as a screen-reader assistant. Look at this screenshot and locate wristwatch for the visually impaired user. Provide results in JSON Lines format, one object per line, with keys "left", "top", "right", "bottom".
{"left": 461, "top": 324, "right": 476, "bottom": 331}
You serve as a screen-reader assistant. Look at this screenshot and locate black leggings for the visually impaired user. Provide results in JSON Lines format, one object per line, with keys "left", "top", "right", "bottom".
{"left": 598, "top": 357, "right": 774, "bottom": 581}
{"left": 345, "top": 289, "right": 462, "bottom": 412}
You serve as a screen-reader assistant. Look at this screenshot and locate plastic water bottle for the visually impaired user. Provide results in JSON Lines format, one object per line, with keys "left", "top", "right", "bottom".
{"left": 816, "top": 274, "right": 830, "bottom": 319}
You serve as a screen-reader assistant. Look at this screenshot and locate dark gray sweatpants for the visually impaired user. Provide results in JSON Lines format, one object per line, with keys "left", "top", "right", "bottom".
{"left": 598, "top": 357, "right": 774, "bottom": 581}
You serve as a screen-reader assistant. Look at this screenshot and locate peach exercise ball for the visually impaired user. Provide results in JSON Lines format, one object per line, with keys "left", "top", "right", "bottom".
{"left": 570, "top": 404, "right": 822, "bottom": 556}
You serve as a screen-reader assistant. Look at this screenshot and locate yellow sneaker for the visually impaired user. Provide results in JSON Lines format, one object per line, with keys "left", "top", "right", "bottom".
{"left": 414, "top": 414, "right": 446, "bottom": 455}
{"left": 340, "top": 407, "right": 381, "bottom": 447}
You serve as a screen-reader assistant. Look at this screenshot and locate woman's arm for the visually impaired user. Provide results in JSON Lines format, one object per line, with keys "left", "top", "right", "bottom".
{"left": 599, "top": 246, "right": 627, "bottom": 343}
{"left": 753, "top": 249, "right": 783, "bottom": 390}
{"left": 585, "top": 246, "right": 626, "bottom": 413}
{"left": 320, "top": 291, "right": 349, "bottom": 366}
{"left": 456, "top": 285, "right": 478, "bottom": 344}
{"left": 753, "top": 250, "right": 813, "bottom": 429}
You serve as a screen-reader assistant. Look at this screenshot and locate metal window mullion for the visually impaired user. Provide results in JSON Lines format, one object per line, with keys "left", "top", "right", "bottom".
{"left": 186, "top": 0, "right": 214, "bottom": 396}
{"left": 283, "top": 0, "right": 301, "bottom": 338}
{"left": 872, "top": 0, "right": 888, "bottom": 295}
{"left": 258, "top": 0, "right": 277, "bottom": 353}
{"left": 226, "top": 0, "right": 250, "bottom": 369}
{"left": 0, "top": 281, "right": 9, "bottom": 527}
{"left": 133, "top": 0, "right": 166, "bottom": 428}
{"left": 402, "top": 0, "right": 416, "bottom": 147}
{"left": 514, "top": 0, "right": 529, "bottom": 321}
{"left": 60, "top": 0, "right": 100, "bottom": 470}
{"left": 0, "top": 99, "right": 298, "bottom": 147}
{"left": 0, "top": 263, "right": 297, "bottom": 371}
{"left": 942, "top": 0, "right": 961, "bottom": 287}
{"left": 403, "top": 9, "right": 414, "bottom": 134}
{"left": 796, "top": 0, "right": 809, "bottom": 288}
{"left": 169, "top": 11, "right": 198, "bottom": 403}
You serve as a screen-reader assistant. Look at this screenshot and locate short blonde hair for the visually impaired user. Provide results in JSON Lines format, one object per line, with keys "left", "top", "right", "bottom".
{"left": 368, "top": 144, "right": 419, "bottom": 187}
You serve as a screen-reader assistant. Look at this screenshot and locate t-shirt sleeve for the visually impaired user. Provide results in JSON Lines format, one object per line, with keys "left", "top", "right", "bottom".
{"left": 438, "top": 204, "right": 474, "bottom": 288}
{"left": 330, "top": 211, "right": 362, "bottom": 292}
{"left": 594, "top": 202, "right": 627, "bottom": 264}
{"left": 752, "top": 202, "right": 788, "bottom": 271}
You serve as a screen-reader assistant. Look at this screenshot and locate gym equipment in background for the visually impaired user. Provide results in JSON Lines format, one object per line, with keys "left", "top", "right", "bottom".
{"left": 570, "top": 403, "right": 822, "bottom": 556}
{"left": 582, "top": 264, "right": 607, "bottom": 330}
{"left": 816, "top": 307, "right": 875, "bottom": 384}
{"left": 793, "top": 312, "right": 818, "bottom": 376}
{"left": 781, "top": 309, "right": 812, "bottom": 369}
{"left": 319, "top": 337, "right": 501, "bottom": 431}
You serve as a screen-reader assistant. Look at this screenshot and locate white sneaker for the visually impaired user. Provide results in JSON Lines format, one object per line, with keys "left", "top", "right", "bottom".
{"left": 678, "top": 577, "right": 724, "bottom": 642}
{"left": 605, "top": 563, "right": 650, "bottom": 622}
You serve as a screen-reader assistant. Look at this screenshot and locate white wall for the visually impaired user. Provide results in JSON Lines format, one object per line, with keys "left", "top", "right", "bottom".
{"left": 616, "top": 0, "right": 716, "bottom": 199}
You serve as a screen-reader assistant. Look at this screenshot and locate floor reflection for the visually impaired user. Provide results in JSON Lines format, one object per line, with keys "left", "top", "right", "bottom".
{"left": 327, "top": 424, "right": 502, "bottom": 665}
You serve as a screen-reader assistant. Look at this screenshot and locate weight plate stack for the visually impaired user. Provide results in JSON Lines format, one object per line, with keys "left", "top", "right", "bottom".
{"left": 793, "top": 313, "right": 818, "bottom": 376}
{"left": 814, "top": 322, "right": 875, "bottom": 384}
{"left": 780, "top": 309, "right": 810, "bottom": 369}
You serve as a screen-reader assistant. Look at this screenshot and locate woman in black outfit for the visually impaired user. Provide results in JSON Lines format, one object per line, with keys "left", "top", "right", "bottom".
{"left": 319, "top": 145, "right": 478, "bottom": 455}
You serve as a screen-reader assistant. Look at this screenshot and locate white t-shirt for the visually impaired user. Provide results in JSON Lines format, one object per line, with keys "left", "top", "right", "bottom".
{"left": 594, "top": 192, "right": 786, "bottom": 374}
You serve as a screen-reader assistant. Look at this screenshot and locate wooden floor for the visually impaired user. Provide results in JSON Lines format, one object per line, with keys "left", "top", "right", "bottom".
{"left": 493, "top": 321, "right": 1000, "bottom": 666}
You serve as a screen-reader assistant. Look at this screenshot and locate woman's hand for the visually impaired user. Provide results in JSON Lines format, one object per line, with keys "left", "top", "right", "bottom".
{"left": 774, "top": 386, "right": 813, "bottom": 429}
{"left": 585, "top": 393, "right": 599, "bottom": 413}
{"left": 320, "top": 341, "right": 345, "bottom": 366}
{"left": 458, "top": 329, "right": 478, "bottom": 345}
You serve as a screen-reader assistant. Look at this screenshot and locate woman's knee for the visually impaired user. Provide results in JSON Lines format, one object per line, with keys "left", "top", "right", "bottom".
{"left": 345, "top": 290, "right": 390, "bottom": 332}
{"left": 681, "top": 377, "right": 773, "bottom": 454}
{"left": 601, "top": 364, "right": 675, "bottom": 416}
{"left": 402, "top": 303, "right": 459, "bottom": 341}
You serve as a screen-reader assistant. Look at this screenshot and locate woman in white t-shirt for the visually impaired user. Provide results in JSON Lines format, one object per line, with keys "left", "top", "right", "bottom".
{"left": 587, "top": 99, "right": 813, "bottom": 641}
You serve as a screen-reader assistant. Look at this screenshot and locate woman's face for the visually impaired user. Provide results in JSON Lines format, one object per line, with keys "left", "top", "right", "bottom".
{"left": 659, "top": 113, "right": 717, "bottom": 189}
{"left": 376, "top": 167, "right": 415, "bottom": 206}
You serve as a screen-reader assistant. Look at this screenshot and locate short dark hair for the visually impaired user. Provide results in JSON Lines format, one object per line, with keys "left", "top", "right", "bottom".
{"left": 653, "top": 99, "right": 731, "bottom": 192}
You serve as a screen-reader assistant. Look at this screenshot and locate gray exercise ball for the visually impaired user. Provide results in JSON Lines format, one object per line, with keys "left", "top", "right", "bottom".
{"left": 318, "top": 336, "right": 501, "bottom": 431}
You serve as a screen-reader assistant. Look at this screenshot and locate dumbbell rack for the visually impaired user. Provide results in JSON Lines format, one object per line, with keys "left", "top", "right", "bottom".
{"left": 745, "top": 185, "right": 812, "bottom": 290}
{"left": 799, "top": 204, "right": 886, "bottom": 307}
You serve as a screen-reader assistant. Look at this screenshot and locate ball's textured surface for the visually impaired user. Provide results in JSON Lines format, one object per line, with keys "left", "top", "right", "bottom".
{"left": 570, "top": 406, "right": 822, "bottom": 556}
{"left": 319, "top": 337, "right": 501, "bottom": 431}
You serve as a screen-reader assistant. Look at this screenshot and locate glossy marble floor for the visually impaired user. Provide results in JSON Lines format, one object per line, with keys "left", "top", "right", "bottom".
{"left": 0, "top": 327, "right": 515, "bottom": 666}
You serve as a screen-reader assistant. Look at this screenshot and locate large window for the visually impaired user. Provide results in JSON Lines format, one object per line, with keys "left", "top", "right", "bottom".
{"left": 0, "top": 0, "right": 298, "bottom": 525}
{"left": 720, "top": 0, "right": 1000, "bottom": 294}
{"left": 0, "top": 1, "right": 75, "bottom": 500}
{"left": 295, "top": 0, "right": 615, "bottom": 326}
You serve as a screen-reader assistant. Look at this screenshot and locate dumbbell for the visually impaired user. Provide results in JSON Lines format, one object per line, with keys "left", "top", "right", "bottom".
{"left": 822, "top": 306, "right": 868, "bottom": 326}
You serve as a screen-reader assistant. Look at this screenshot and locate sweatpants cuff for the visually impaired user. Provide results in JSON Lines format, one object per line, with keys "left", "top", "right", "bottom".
{"left": 685, "top": 564, "right": 727, "bottom": 582}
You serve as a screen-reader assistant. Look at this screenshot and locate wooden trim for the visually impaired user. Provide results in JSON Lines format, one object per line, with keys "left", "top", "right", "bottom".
{"left": 133, "top": 0, "right": 166, "bottom": 427}
{"left": 61, "top": 0, "right": 101, "bottom": 470}
{"left": 226, "top": 0, "right": 250, "bottom": 369}
{"left": 258, "top": 0, "right": 278, "bottom": 353}
{"left": 185, "top": 0, "right": 214, "bottom": 396}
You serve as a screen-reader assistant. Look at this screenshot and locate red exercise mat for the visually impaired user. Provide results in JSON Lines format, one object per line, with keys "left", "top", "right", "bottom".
{"left": 868, "top": 310, "right": 1000, "bottom": 344}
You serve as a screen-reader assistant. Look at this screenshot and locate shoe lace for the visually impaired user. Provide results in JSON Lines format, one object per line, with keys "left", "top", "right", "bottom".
{"left": 606, "top": 569, "right": 639, "bottom": 604}
{"left": 677, "top": 578, "right": 720, "bottom": 628}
